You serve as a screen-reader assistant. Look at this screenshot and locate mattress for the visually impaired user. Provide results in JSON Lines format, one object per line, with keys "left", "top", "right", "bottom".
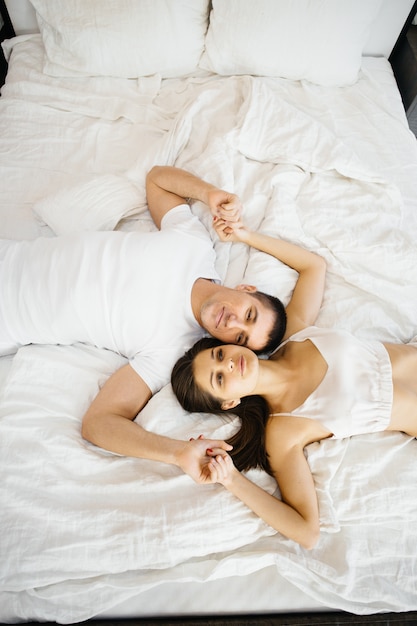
{"left": 1, "top": 32, "right": 417, "bottom": 623}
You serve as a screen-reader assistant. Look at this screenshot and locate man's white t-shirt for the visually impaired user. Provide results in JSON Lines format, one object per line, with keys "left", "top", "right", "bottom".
{"left": 0, "top": 204, "right": 219, "bottom": 393}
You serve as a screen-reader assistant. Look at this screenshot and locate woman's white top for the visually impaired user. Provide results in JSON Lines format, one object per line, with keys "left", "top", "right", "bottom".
{"left": 270, "top": 326, "right": 393, "bottom": 438}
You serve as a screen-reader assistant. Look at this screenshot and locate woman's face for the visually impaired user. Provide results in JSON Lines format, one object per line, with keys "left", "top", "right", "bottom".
{"left": 193, "top": 344, "right": 259, "bottom": 407}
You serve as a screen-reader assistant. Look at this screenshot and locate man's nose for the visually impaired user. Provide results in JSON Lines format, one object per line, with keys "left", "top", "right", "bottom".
{"left": 227, "top": 358, "right": 234, "bottom": 371}
{"left": 226, "top": 313, "right": 244, "bottom": 329}
{"left": 225, "top": 312, "right": 235, "bottom": 326}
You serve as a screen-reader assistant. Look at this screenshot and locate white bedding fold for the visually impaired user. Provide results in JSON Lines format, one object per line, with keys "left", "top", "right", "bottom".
{"left": 0, "top": 346, "right": 278, "bottom": 589}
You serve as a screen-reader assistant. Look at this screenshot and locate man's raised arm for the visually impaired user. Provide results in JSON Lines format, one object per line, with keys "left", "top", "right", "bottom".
{"left": 146, "top": 165, "right": 242, "bottom": 228}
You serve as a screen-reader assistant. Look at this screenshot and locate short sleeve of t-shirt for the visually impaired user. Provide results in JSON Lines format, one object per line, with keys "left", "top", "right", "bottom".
{"left": 160, "top": 204, "right": 212, "bottom": 242}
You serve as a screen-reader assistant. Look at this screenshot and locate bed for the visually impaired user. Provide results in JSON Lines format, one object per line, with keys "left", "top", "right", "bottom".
{"left": 1, "top": 0, "right": 417, "bottom": 624}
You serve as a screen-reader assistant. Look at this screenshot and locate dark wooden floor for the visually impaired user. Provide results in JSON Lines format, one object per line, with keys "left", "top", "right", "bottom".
{"left": 93, "top": 614, "right": 417, "bottom": 626}
{"left": 6, "top": 611, "right": 417, "bottom": 626}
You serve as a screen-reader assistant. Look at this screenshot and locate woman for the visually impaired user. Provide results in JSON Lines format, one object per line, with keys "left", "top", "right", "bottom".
{"left": 171, "top": 218, "right": 417, "bottom": 549}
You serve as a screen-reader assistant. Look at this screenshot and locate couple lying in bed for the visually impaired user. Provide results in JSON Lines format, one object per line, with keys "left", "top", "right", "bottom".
{"left": 1, "top": 166, "right": 416, "bottom": 549}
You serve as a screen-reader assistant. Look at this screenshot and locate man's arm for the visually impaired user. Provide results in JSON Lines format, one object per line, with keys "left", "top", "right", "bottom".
{"left": 146, "top": 165, "right": 242, "bottom": 228}
{"left": 81, "top": 364, "right": 232, "bottom": 481}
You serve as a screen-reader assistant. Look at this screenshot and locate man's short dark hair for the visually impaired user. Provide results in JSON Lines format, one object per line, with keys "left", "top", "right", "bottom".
{"left": 251, "top": 290, "right": 287, "bottom": 354}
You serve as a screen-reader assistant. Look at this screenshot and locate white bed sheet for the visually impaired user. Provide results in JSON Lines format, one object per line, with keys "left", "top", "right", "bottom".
{"left": 1, "top": 35, "right": 417, "bottom": 623}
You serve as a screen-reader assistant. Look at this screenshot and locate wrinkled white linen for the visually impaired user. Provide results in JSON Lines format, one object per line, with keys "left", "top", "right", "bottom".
{"left": 1, "top": 35, "right": 417, "bottom": 622}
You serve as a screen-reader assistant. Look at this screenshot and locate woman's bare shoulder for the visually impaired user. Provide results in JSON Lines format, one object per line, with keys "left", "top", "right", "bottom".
{"left": 266, "top": 414, "right": 332, "bottom": 453}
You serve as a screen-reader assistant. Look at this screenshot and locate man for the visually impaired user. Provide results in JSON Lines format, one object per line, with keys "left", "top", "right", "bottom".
{"left": 0, "top": 166, "right": 284, "bottom": 481}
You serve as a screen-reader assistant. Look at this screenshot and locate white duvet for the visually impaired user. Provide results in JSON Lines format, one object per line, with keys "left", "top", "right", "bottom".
{"left": 1, "top": 36, "right": 417, "bottom": 622}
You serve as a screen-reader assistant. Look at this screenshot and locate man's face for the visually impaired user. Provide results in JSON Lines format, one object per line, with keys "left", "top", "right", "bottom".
{"left": 199, "top": 287, "right": 275, "bottom": 351}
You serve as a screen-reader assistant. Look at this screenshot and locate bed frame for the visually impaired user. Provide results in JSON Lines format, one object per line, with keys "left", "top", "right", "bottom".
{"left": 0, "top": 0, "right": 14, "bottom": 85}
{"left": 1, "top": 2, "right": 417, "bottom": 625}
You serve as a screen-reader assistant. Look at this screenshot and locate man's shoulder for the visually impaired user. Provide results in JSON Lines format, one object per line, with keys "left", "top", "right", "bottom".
{"left": 161, "top": 204, "right": 211, "bottom": 241}
{"left": 160, "top": 203, "right": 193, "bottom": 228}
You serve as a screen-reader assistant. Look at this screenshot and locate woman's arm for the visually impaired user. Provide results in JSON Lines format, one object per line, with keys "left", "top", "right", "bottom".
{"left": 208, "top": 448, "right": 320, "bottom": 549}
{"left": 213, "top": 219, "right": 326, "bottom": 339}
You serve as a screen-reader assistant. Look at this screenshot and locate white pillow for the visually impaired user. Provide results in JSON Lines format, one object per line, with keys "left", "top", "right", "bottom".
{"left": 33, "top": 175, "right": 145, "bottom": 235}
{"left": 29, "top": 0, "right": 209, "bottom": 78}
{"left": 200, "top": 0, "right": 383, "bottom": 86}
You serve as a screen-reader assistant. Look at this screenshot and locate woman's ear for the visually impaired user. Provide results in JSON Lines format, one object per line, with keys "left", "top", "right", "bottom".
{"left": 221, "top": 398, "right": 241, "bottom": 410}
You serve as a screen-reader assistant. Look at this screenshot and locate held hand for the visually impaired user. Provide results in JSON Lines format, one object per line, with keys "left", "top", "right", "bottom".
{"left": 213, "top": 217, "right": 249, "bottom": 243}
{"left": 207, "top": 453, "right": 238, "bottom": 488}
{"left": 176, "top": 437, "right": 233, "bottom": 484}
{"left": 206, "top": 189, "right": 242, "bottom": 223}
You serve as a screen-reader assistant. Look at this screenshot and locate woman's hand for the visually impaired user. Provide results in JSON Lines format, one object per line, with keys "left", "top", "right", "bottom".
{"left": 213, "top": 217, "right": 250, "bottom": 243}
{"left": 207, "top": 453, "right": 239, "bottom": 488}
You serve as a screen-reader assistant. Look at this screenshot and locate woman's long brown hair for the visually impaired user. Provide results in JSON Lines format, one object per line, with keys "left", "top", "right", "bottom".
{"left": 171, "top": 337, "right": 273, "bottom": 475}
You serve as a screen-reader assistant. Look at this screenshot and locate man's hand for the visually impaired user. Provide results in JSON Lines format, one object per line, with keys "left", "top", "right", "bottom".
{"left": 206, "top": 189, "right": 242, "bottom": 223}
{"left": 175, "top": 436, "right": 233, "bottom": 484}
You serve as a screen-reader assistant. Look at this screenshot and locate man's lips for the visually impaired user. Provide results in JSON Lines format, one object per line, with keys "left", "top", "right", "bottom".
{"left": 215, "top": 306, "right": 225, "bottom": 329}
{"left": 239, "top": 356, "right": 245, "bottom": 375}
